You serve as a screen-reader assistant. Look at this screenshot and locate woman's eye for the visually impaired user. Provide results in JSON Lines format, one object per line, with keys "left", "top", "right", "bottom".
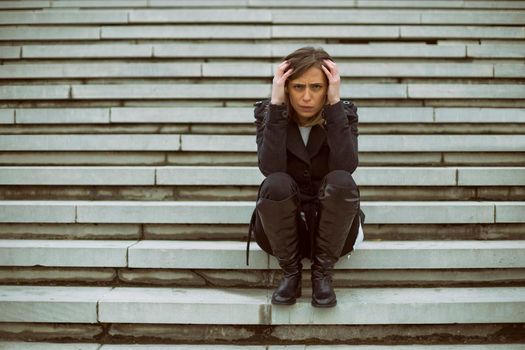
{"left": 312, "top": 85, "right": 322, "bottom": 90}
{"left": 293, "top": 84, "right": 304, "bottom": 90}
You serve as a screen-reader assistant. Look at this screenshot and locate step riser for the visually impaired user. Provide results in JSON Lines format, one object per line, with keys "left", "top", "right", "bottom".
{"left": 3, "top": 124, "right": 525, "bottom": 135}
{"left": 0, "top": 322, "right": 523, "bottom": 345}
{"left": 1, "top": 267, "right": 524, "bottom": 288}
{"left": 1, "top": 152, "right": 524, "bottom": 166}
{"left": 0, "top": 223, "right": 523, "bottom": 241}
{"left": 1, "top": 186, "right": 523, "bottom": 201}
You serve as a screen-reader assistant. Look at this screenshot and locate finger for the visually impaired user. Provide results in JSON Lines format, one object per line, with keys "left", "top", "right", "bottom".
{"left": 283, "top": 68, "right": 294, "bottom": 77}
{"left": 321, "top": 64, "right": 332, "bottom": 78}
{"left": 277, "top": 62, "right": 291, "bottom": 73}
{"left": 323, "top": 60, "right": 337, "bottom": 71}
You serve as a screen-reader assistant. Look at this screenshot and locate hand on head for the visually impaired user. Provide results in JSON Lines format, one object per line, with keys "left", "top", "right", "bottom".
{"left": 271, "top": 60, "right": 294, "bottom": 105}
{"left": 320, "top": 59, "right": 341, "bottom": 105}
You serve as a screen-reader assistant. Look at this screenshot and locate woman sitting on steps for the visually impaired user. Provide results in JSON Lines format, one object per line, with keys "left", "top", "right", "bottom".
{"left": 246, "top": 46, "right": 365, "bottom": 308}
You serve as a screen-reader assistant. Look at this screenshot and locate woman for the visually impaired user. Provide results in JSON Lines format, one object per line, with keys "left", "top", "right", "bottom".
{"left": 246, "top": 46, "right": 365, "bottom": 308}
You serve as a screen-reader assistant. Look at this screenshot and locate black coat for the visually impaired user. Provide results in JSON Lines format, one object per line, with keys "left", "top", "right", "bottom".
{"left": 254, "top": 98, "right": 359, "bottom": 200}
{"left": 247, "top": 98, "right": 365, "bottom": 264}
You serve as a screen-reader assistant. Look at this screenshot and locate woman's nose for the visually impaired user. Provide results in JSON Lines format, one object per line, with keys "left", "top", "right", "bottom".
{"left": 303, "top": 89, "right": 311, "bottom": 100}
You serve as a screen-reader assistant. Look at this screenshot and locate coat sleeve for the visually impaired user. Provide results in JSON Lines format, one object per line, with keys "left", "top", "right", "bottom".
{"left": 323, "top": 99, "right": 359, "bottom": 174}
{"left": 254, "top": 99, "right": 288, "bottom": 176}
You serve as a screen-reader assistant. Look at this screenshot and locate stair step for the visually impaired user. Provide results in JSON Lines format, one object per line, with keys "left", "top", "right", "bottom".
{"left": 1, "top": 285, "right": 524, "bottom": 325}
{"left": 0, "top": 343, "right": 523, "bottom": 350}
{"left": 1, "top": 166, "right": 523, "bottom": 186}
{"left": 1, "top": 9, "right": 524, "bottom": 25}
{"left": 4, "top": 62, "right": 524, "bottom": 79}
{"left": 1, "top": 200, "right": 523, "bottom": 224}
{"left": 12, "top": 43, "right": 470, "bottom": 59}
{"left": 2, "top": 240, "right": 524, "bottom": 270}
{"left": 1, "top": 134, "right": 524, "bottom": 152}
{"left": 2, "top": 0, "right": 525, "bottom": 9}
{"left": 4, "top": 43, "right": 523, "bottom": 59}
{"left": 2, "top": 83, "right": 525, "bottom": 101}
{"left": 3, "top": 106, "right": 524, "bottom": 124}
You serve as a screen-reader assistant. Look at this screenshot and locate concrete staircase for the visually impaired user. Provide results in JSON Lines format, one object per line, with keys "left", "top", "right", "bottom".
{"left": 1, "top": 0, "right": 524, "bottom": 347}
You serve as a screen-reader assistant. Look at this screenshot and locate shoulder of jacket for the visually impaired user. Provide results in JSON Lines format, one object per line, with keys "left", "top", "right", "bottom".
{"left": 253, "top": 98, "right": 270, "bottom": 107}
{"left": 253, "top": 98, "right": 270, "bottom": 119}
{"left": 340, "top": 98, "right": 356, "bottom": 106}
{"left": 340, "top": 98, "right": 358, "bottom": 113}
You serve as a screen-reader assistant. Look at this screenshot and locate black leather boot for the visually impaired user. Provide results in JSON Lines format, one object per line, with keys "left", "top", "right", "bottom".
{"left": 312, "top": 182, "right": 359, "bottom": 308}
{"left": 256, "top": 194, "right": 302, "bottom": 305}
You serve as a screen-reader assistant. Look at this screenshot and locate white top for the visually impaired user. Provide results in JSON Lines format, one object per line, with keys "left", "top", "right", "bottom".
{"left": 298, "top": 125, "right": 312, "bottom": 146}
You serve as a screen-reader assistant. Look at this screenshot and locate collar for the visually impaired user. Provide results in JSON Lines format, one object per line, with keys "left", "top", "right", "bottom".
{"left": 286, "top": 121, "right": 326, "bottom": 166}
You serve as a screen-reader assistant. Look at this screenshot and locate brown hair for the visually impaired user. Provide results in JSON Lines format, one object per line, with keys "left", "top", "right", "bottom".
{"left": 282, "top": 46, "right": 334, "bottom": 127}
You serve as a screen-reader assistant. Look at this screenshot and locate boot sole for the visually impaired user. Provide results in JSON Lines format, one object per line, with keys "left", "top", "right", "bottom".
{"left": 271, "top": 289, "right": 302, "bottom": 305}
{"left": 271, "top": 298, "right": 296, "bottom": 305}
{"left": 311, "top": 299, "right": 337, "bottom": 308}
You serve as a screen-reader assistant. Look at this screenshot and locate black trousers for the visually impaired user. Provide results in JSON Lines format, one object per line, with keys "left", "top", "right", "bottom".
{"left": 252, "top": 169, "right": 361, "bottom": 261}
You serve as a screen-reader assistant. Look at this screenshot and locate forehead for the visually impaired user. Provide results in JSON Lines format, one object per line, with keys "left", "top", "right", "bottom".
{"left": 289, "top": 66, "right": 325, "bottom": 83}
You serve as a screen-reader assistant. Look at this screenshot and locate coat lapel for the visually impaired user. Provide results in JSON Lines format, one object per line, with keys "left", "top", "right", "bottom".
{"left": 306, "top": 124, "right": 326, "bottom": 159}
{"left": 287, "top": 122, "right": 310, "bottom": 166}
{"left": 286, "top": 121, "right": 327, "bottom": 166}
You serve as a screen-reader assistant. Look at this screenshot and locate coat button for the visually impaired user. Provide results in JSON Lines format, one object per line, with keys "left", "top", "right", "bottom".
{"left": 303, "top": 170, "right": 309, "bottom": 177}
{"left": 343, "top": 100, "right": 350, "bottom": 104}
{"left": 282, "top": 110, "right": 288, "bottom": 118}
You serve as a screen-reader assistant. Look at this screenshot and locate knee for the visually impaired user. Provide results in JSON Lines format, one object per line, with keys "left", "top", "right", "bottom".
{"left": 319, "top": 170, "right": 359, "bottom": 198}
{"left": 324, "top": 170, "right": 357, "bottom": 189}
{"left": 259, "top": 172, "right": 299, "bottom": 201}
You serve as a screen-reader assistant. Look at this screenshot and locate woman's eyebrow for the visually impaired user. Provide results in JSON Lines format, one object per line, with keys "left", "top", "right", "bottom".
{"left": 292, "top": 83, "right": 324, "bottom": 85}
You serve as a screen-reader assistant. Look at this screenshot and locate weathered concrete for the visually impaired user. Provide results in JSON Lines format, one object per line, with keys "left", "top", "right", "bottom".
{"left": 0, "top": 26, "right": 100, "bottom": 40}
{"left": 23, "top": 44, "right": 152, "bottom": 58}
{"left": 0, "top": 223, "right": 140, "bottom": 240}
{"left": 496, "top": 202, "right": 525, "bottom": 223}
{"left": 0, "top": 341, "right": 100, "bottom": 349}
{"left": 15, "top": 108, "right": 109, "bottom": 124}
{"left": 0, "top": 109, "right": 14, "bottom": 124}
{"left": 0, "top": 240, "right": 137, "bottom": 267}
{"left": 0, "top": 201, "right": 76, "bottom": 223}
{"left": 0, "top": 267, "right": 117, "bottom": 284}
{"left": 0, "top": 200, "right": 506, "bottom": 224}
{"left": 128, "top": 240, "right": 268, "bottom": 269}
{"left": 401, "top": 25, "right": 525, "bottom": 39}
{"left": 0, "top": 63, "right": 201, "bottom": 79}
{"left": 0, "top": 166, "right": 155, "bottom": 185}
{"left": 0, "top": 135, "right": 181, "bottom": 151}
{"left": 101, "top": 25, "right": 271, "bottom": 39}
{"left": 0, "top": 322, "right": 104, "bottom": 343}
{"left": 0, "top": 285, "right": 112, "bottom": 323}
{"left": 118, "top": 269, "right": 207, "bottom": 286}
{"left": 271, "top": 287, "right": 525, "bottom": 325}
{"left": 98, "top": 287, "right": 270, "bottom": 324}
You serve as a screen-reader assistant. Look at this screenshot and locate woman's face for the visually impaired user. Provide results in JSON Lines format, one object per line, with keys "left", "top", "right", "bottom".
{"left": 286, "top": 65, "right": 328, "bottom": 124}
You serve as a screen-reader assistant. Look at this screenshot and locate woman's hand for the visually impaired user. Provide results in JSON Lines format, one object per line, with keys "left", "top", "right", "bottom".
{"left": 271, "top": 60, "right": 294, "bottom": 105}
{"left": 321, "top": 58, "right": 341, "bottom": 105}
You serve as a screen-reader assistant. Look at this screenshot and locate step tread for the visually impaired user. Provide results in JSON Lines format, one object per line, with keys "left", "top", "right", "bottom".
{"left": 18, "top": 42, "right": 521, "bottom": 59}
{"left": 1, "top": 166, "right": 523, "bottom": 186}
{"left": 4, "top": 62, "right": 523, "bottom": 78}
{"left": 2, "top": 83, "right": 525, "bottom": 100}
{"left": 1, "top": 285, "right": 524, "bottom": 324}
{"left": 4, "top": 106, "right": 525, "bottom": 124}
{"left": 1, "top": 134, "right": 525, "bottom": 152}
{"left": 2, "top": 8, "right": 524, "bottom": 25}
{"left": 3, "top": 0, "right": 525, "bottom": 9}
{"left": 1, "top": 239, "right": 524, "bottom": 269}
{"left": 0, "top": 200, "right": 522, "bottom": 224}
